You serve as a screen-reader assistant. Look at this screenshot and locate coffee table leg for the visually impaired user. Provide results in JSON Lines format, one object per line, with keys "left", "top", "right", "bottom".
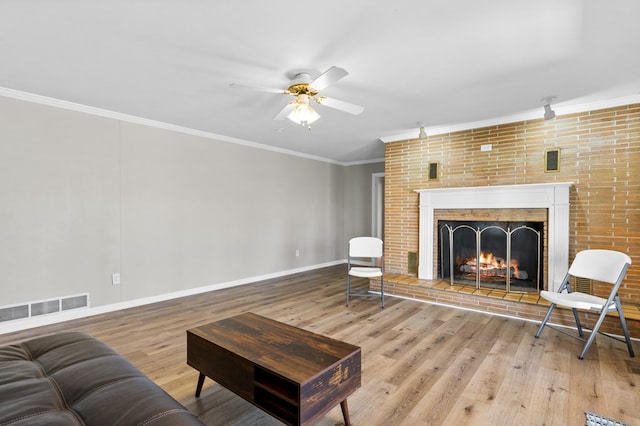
{"left": 195, "top": 373, "right": 206, "bottom": 397}
{"left": 340, "top": 399, "right": 351, "bottom": 426}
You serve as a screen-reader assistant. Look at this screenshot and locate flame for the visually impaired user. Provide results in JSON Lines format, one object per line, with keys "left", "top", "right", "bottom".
{"left": 459, "top": 252, "right": 528, "bottom": 281}
{"left": 462, "top": 252, "right": 524, "bottom": 279}
{"left": 510, "top": 258, "right": 519, "bottom": 275}
{"left": 476, "top": 252, "right": 506, "bottom": 270}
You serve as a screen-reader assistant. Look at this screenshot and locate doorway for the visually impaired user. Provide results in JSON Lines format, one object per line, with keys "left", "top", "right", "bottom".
{"left": 371, "top": 172, "right": 385, "bottom": 239}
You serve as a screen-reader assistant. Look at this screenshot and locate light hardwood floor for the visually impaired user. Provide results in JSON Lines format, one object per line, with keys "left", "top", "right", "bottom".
{"left": 1, "top": 265, "right": 639, "bottom": 425}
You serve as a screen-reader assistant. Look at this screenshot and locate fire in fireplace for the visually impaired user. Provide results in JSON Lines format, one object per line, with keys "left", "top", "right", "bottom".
{"left": 438, "top": 220, "right": 543, "bottom": 293}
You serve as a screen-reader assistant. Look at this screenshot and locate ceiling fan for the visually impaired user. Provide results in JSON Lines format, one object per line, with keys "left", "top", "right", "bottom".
{"left": 230, "top": 66, "right": 364, "bottom": 128}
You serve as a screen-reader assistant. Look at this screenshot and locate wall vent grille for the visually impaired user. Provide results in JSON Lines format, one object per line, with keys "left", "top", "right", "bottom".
{"left": 0, "top": 294, "right": 89, "bottom": 323}
{"left": 408, "top": 252, "right": 418, "bottom": 275}
{"left": 574, "top": 277, "right": 592, "bottom": 294}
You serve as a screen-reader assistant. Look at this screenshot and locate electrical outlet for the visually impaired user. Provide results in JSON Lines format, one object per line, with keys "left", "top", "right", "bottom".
{"left": 111, "top": 273, "right": 121, "bottom": 285}
{"left": 295, "top": 249, "right": 300, "bottom": 257}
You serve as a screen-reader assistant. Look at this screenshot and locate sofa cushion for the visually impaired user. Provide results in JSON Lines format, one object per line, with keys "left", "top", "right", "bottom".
{"left": 0, "top": 331, "right": 203, "bottom": 425}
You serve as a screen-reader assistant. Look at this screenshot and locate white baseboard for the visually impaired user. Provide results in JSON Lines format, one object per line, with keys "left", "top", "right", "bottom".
{"left": 0, "top": 260, "right": 345, "bottom": 335}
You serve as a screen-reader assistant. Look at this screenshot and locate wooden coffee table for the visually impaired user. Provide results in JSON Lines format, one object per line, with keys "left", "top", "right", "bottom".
{"left": 186, "top": 312, "right": 361, "bottom": 426}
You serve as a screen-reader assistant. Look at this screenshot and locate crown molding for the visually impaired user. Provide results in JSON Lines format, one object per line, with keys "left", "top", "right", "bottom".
{"left": 0, "top": 87, "right": 353, "bottom": 165}
{"left": 380, "top": 94, "right": 640, "bottom": 143}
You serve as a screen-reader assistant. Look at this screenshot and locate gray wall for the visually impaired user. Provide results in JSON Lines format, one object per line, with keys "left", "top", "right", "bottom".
{"left": 0, "top": 95, "right": 383, "bottom": 309}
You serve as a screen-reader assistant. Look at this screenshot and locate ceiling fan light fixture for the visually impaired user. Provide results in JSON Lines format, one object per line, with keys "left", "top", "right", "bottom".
{"left": 287, "top": 94, "right": 320, "bottom": 127}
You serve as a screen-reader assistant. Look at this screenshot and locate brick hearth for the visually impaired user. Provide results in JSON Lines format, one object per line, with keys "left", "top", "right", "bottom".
{"left": 370, "top": 274, "right": 640, "bottom": 339}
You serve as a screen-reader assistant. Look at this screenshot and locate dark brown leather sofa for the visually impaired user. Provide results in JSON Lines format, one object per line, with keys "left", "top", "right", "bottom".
{"left": 0, "top": 331, "right": 203, "bottom": 425}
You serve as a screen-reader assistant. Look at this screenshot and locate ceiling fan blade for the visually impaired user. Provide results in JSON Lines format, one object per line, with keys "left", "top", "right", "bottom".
{"left": 316, "top": 96, "right": 364, "bottom": 115}
{"left": 229, "top": 83, "right": 288, "bottom": 94}
{"left": 274, "top": 102, "right": 294, "bottom": 120}
{"left": 309, "top": 66, "right": 348, "bottom": 91}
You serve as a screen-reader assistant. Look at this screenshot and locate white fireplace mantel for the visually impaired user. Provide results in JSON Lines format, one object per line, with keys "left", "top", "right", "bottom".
{"left": 415, "top": 182, "right": 573, "bottom": 292}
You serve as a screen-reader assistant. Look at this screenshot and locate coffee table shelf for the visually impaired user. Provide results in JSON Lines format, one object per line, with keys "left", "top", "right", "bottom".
{"left": 254, "top": 367, "right": 298, "bottom": 423}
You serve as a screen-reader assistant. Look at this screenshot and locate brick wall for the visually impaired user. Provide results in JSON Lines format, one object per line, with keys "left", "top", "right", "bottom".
{"left": 385, "top": 103, "right": 640, "bottom": 305}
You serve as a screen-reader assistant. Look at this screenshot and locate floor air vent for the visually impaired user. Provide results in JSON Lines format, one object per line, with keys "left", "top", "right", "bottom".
{"left": 0, "top": 294, "right": 89, "bottom": 323}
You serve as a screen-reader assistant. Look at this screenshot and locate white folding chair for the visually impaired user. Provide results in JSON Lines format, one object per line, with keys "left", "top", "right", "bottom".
{"left": 347, "top": 237, "right": 384, "bottom": 308}
{"left": 535, "top": 249, "right": 635, "bottom": 359}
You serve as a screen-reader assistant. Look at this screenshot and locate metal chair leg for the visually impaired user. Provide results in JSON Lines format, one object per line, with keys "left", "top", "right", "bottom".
{"left": 346, "top": 275, "right": 351, "bottom": 306}
{"left": 572, "top": 308, "right": 584, "bottom": 337}
{"left": 579, "top": 308, "right": 609, "bottom": 359}
{"left": 615, "top": 298, "right": 635, "bottom": 357}
{"left": 535, "top": 303, "right": 556, "bottom": 338}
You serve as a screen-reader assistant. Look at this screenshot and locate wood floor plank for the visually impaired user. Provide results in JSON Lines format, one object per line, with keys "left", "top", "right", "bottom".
{"left": 430, "top": 317, "right": 521, "bottom": 424}
{"left": 1, "top": 265, "right": 639, "bottom": 425}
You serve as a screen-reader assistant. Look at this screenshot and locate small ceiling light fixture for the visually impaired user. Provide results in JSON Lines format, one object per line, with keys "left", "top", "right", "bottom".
{"left": 287, "top": 94, "right": 320, "bottom": 128}
{"left": 542, "top": 96, "right": 557, "bottom": 120}
{"left": 418, "top": 121, "right": 427, "bottom": 139}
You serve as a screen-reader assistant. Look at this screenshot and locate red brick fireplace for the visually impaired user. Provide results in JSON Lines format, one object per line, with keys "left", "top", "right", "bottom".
{"left": 382, "top": 102, "right": 640, "bottom": 337}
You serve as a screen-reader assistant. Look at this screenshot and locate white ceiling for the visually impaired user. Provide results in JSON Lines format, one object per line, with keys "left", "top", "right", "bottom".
{"left": 2, "top": 0, "right": 640, "bottom": 163}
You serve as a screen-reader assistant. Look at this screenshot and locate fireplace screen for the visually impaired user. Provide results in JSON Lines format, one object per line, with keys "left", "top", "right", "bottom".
{"left": 438, "top": 220, "right": 543, "bottom": 293}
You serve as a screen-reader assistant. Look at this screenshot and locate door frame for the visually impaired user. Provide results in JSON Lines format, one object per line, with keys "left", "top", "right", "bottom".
{"left": 371, "top": 172, "right": 385, "bottom": 239}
